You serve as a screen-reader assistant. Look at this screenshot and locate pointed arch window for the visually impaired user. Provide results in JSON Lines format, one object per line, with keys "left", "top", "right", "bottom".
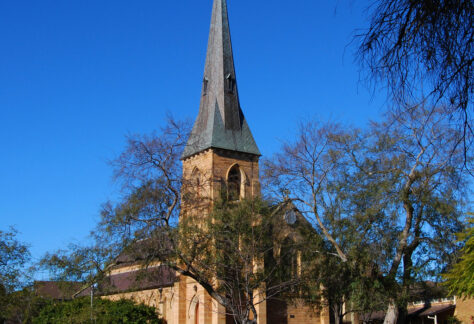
{"left": 191, "top": 168, "right": 203, "bottom": 199}
{"left": 227, "top": 165, "right": 241, "bottom": 201}
{"left": 280, "top": 237, "right": 300, "bottom": 280}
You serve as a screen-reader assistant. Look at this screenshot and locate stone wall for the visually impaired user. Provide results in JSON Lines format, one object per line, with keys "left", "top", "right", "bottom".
{"left": 455, "top": 297, "right": 474, "bottom": 324}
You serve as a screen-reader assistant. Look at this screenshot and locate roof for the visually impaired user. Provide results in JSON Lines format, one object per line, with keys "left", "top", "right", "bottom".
{"left": 34, "top": 281, "right": 85, "bottom": 300}
{"left": 98, "top": 265, "right": 176, "bottom": 295}
{"left": 418, "top": 304, "right": 455, "bottom": 316}
{"left": 182, "top": 0, "right": 260, "bottom": 159}
{"left": 112, "top": 234, "right": 173, "bottom": 269}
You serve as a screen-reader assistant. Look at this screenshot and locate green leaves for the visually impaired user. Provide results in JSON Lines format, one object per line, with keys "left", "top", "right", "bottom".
{"left": 33, "top": 297, "right": 164, "bottom": 324}
{"left": 0, "top": 227, "right": 30, "bottom": 293}
{"left": 443, "top": 214, "right": 474, "bottom": 298}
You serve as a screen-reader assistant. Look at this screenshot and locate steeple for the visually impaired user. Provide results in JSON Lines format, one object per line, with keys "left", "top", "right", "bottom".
{"left": 182, "top": 0, "right": 260, "bottom": 159}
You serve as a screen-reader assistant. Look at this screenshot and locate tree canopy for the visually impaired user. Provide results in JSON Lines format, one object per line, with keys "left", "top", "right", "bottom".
{"left": 263, "top": 106, "right": 470, "bottom": 324}
{"left": 443, "top": 214, "right": 474, "bottom": 299}
{"left": 0, "top": 227, "right": 30, "bottom": 293}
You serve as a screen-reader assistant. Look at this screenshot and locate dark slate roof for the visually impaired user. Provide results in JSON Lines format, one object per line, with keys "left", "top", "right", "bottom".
{"left": 98, "top": 265, "right": 176, "bottom": 295}
{"left": 34, "top": 281, "right": 85, "bottom": 300}
{"left": 418, "top": 304, "right": 455, "bottom": 316}
{"left": 113, "top": 235, "right": 173, "bottom": 268}
{"left": 182, "top": 0, "right": 260, "bottom": 159}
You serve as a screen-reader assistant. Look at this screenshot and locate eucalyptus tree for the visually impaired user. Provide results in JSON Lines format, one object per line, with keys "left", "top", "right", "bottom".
{"left": 263, "top": 106, "right": 470, "bottom": 324}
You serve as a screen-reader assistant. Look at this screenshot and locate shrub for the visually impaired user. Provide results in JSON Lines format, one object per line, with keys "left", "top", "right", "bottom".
{"left": 33, "top": 297, "right": 164, "bottom": 324}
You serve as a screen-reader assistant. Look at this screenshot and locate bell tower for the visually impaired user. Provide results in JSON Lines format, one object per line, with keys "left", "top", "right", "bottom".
{"left": 181, "top": 0, "right": 261, "bottom": 218}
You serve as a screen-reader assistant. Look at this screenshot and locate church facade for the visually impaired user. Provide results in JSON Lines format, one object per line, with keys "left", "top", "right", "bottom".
{"left": 102, "top": 0, "right": 330, "bottom": 323}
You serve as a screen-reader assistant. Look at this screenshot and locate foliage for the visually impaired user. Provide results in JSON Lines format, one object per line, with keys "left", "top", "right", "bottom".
{"left": 357, "top": 0, "right": 473, "bottom": 151}
{"left": 1, "top": 288, "right": 50, "bottom": 324}
{"left": 443, "top": 214, "right": 474, "bottom": 298}
{"left": 39, "top": 242, "right": 116, "bottom": 295}
{"left": 32, "top": 297, "right": 164, "bottom": 324}
{"left": 0, "top": 227, "right": 30, "bottom": 292}
{"left": 178, "top": 197, "right": 300, "bottom": 323}
{"left": 38, "top": 118, "right": 191, "bottom": 292}
{"left": 0, "top": 227, "right": 35, "bottom": 322}
{"left": 263, "top": 107, "right": 470, "bottom": 324}
{"left": 446, "top": 315, "right": 462, "bottom": 324}
{"left": 40, "top": 118, "right": 301, "bottom": 324}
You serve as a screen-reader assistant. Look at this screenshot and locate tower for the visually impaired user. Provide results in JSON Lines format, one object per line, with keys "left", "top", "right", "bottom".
{"left": 181, "top": 0, "right": 261, "bottom": 218}
{"left": 177, "top": 1, "right": 265, "bottom": 323}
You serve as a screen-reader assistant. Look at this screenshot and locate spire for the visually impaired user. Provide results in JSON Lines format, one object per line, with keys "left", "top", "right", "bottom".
{"left": 182, "top": 0, "right": 260, "bottom": 159}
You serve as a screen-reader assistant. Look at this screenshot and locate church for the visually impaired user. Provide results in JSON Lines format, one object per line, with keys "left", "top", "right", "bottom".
{"left": 74, "top": 1, "right": 474, "bottom": 324}
{"left": 98, "top": 0, "right": 331, "bottom": 323}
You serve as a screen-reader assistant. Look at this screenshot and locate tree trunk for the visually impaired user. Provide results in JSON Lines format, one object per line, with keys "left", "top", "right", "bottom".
{"left": 383, "top": 301, "right": 399, "bottom": 324}
{"left": 397, "top": 305, "right": 407, "bottom": 324}
{"left": 332, "top": 303, "right": 342, "bottom": 324}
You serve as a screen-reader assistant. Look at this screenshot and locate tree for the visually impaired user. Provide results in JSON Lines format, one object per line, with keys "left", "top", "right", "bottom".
{"left": 343, "top": 106, "right": 468, "bottom": 324}
{"left": 39, "top": 118, "right": 190, "bottom": 295}
{"left": 443, "top": 213, "right": 474, "bottom": 298}
{"left": 1, "top": 287, "right": 50, "bottom": 324}
{"left": 357, "top": 0, "right": 473, "bottom": 161}
{"left": 263, "top": 106, "right": 470, "bottom": 324}
{"left": 32, "top": 297, "right": 164, "bottom": 324}
{"left": 0, "top": 227, "right": 30, "bottom": 293}
{"left": 40, "top": 242, "right": 115, "bottom": 292}
{"left": 176, "top": 197, "right": 300, "bottom": 324}
{"left": 0, "top": 227, "right": 33, "bottom": 322}
{"left": 41, "top": 118, "right": 302, "bottom": 324}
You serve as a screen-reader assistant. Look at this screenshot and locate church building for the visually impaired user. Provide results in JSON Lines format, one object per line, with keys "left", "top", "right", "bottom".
{"left": 100, "top": 0, "right": 330, "bottom": 323}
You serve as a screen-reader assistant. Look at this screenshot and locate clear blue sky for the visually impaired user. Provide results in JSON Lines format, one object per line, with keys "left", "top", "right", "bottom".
{"left": 0, "top": 0, "right": 386, "bottom": 270}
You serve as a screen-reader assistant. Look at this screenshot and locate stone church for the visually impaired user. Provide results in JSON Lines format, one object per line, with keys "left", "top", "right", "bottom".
{"left": 100, "top": 0, "right": 330, "bottom": 323}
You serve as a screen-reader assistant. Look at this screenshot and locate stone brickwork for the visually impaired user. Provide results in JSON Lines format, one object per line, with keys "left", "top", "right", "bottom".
{"left": 181, "top": 148, "right": 260, "bottom": 217}
{"left": 455, "top": 297, "right": 474, "bottom": 324}
{"left": 179, "top": 147, "right": 263, "bottom": 324}
{"left": 267, "top": 299, "right": 329, "bottom": 324}
{"left": 209, "top": 149, "right": 260, "bottom": 200}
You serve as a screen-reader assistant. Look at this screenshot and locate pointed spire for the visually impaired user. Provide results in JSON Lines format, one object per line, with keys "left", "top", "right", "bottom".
{"left": 182, "top": 0, "right": 260, "bottom": 159}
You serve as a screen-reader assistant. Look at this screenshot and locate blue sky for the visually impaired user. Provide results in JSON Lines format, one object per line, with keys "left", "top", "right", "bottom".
{"left": 0, "top": 0, "right": 387, "bottom": 271}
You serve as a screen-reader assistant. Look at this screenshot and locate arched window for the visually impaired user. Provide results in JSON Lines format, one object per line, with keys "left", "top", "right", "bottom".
{"left": 191, "top": 168, "right": 202, "bottom": 198}
{"left": 280, "top": 237, "right": 298, "bottom": 280}
{"left": 227, "top": 165, "right": 241, "bottom": 201}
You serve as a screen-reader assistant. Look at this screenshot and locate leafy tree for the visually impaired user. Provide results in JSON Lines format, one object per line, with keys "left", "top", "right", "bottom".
{"left": 177, "top": 197, "right": 300, "bottom": 324}
{"left": 264, "top": 106, "right": 470, "bottom": 324}
{"left": 0, "top": 227, "right": 33, "bottom": 322}
{"left": 1, "top": 288, "right": 50, "bottom": 324}
{"left": 32, "top": 297, "right": 164, "bottom": 324}
{"left": 39, "top": 242, "right": 115, "bottom": 297}
{"left": 443, "top": 214, "right": 474, "bottom": 298}
{"left": 357, "top": 0, "right": 473, "bottom": 154}
{"left": 40, "top": 118, "right": 301, "bottom": 324}
{"left": 342, "top": 107, "right": 468, "bottom": 324}
{"left": 0, "top": 227, "right": 30, "bottom": 292}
